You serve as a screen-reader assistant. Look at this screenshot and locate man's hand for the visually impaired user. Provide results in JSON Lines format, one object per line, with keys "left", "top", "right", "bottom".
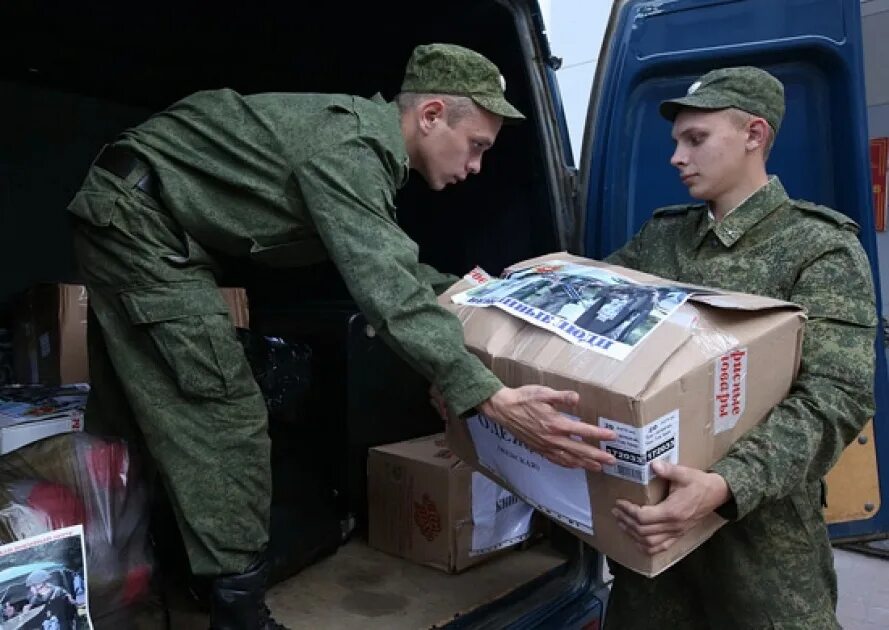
{"left": 612, "top": 460, "right": 730, "bottom": 555}
{"left": 478, "top": 385, "right": 617, "bottom": 471}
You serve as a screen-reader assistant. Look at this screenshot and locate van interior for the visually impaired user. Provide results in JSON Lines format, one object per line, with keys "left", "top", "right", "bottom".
{"left": 1, "top": 1, "right": 594, "bottom": 627}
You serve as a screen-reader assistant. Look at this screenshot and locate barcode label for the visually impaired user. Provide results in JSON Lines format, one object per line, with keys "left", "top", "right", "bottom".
{"left": 616, "top": 464, "right": 643, "bottom": 482}
{"left": 599, "top": 411, "right": 680, "bottom": 485}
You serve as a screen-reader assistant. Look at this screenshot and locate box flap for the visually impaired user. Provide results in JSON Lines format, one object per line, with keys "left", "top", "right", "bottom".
{"left": 445, "top": 253, "right": 805, "bottom": 400}
{"left": 369, "top": 434, "right": 463, "bottom": 471}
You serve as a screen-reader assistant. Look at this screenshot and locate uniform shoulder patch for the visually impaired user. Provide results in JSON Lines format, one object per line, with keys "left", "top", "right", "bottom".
{"left": 794, "top": 199, "right": 859, "bottom": 232}
{"left": 652, "top": 203, "right": 705, "bottom": 218}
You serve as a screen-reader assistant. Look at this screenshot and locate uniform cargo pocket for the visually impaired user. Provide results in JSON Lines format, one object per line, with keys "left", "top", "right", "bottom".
{"left": 120, "top": 285, "right": 254, "bottom": 400}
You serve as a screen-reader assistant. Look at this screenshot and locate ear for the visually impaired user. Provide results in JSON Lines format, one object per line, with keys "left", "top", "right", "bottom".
{"left": 418, "top": 98, "right": 446, "bottom": 134}
{"left": 746, "top": 117, "right": 771, "bottom": 153}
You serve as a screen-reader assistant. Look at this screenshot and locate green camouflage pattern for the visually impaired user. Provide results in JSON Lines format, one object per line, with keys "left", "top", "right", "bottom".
{"left": 604, "top": 176, "right": 876, "bottom": 628}
{"left": 67, "top": 89, "right": 503, "bottom": 574}
{"left": 71, "top": 89, "right": 501, "bottom": 417}
{"left": 400, "top": 43, "right": 525, "bottom": 120}
{"left": 70, "top": 165, "right": 270, "bottom": 576}
{"left": 660, "top": 66, "right": 785, "bottom": 133}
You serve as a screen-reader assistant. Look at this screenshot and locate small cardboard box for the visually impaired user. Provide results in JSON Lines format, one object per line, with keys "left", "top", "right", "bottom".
{"left": 13, "top": 285, "right": 250, "bottom": 385}
{"left": 442, "top": 253, "right": 806, "bottom": 577}
{"left": 0, "top": 384, "right": 88, "bottom": 454}
{"left": 367, "top": 433, "right": 535, "bottom": 573}
{"left": 13, "top": 284, "right": 89, "bottom": 385}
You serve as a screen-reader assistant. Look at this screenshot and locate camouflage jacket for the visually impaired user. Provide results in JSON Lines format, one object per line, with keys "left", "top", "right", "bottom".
{"left": 607, "top": 176, "right": 877, "bottom": 519}
{"left": 111, "top": 89, "right": 501, "bottom": 414}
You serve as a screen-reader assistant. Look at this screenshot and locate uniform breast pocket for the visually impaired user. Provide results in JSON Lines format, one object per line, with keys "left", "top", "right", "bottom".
{"left": 119, "top": 285, "right": 255, "bottom": 400}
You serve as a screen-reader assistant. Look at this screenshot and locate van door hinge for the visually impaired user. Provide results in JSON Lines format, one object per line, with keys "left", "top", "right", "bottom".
{"left": 566, "top": 166, "right": 578, "bottom": 199}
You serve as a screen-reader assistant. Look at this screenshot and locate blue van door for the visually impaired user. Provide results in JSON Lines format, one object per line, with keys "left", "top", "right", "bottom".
{"left": 579, "top": 0, "right": 888, "bottom": 542}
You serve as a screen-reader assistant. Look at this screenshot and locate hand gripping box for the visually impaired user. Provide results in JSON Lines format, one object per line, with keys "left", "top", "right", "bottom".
{"left": 441, "top": 253, "right": 806, "bottom": 576}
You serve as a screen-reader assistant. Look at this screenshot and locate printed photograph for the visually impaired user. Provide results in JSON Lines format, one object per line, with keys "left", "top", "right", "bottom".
{"left": 0, "top": 526, "right": 91, "bottom": 630}
{"left": 452, "top": 261, "right": 690, "bottom": 359}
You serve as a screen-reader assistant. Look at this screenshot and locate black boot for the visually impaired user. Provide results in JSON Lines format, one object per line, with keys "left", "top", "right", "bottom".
{"left": 209, "top": 555, "right": 289, "bottom": 630}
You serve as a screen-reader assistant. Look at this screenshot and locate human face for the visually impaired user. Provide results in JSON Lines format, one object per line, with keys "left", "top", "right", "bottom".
{"left": 416, "top": 103, "right": 503, "bottom": 190}
{"left": 670, "top": 109, "right": 750, "bottom": 202}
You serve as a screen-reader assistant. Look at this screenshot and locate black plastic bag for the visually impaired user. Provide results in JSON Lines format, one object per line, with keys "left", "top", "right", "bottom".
{"left": 236, "top": 329, "right": 312, "bottom": 420}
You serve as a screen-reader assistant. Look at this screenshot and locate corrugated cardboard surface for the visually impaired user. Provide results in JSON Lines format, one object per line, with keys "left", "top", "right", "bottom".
{"left": 14, "top": 284, "right": 89, "bottom": 385}
{"left": 13, "top": 285, "right": 249, "bottom": 385}
{"left": 443, "top": 253, "right": 806, "bottom": 577}
{"left": 220, "top": 287, "right": 250, "bottom": 330}
{"left": 368, "top": 433, "right": 529, "bottom": 574}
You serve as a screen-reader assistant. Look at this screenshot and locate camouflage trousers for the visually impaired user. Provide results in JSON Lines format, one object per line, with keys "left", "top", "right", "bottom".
{"left": 604, "top": 482, "right": 840, "bottom": 630}
{"left": 68, "top": 164, "right": 271, "bottom": 577}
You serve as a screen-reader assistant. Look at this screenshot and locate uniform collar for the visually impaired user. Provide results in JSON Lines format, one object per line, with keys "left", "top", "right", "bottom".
{"left": 370, "top": 93, "right": 411, "bottom": 188}
{"left": 692, "top": 176, "right": 788, "bottom": 249}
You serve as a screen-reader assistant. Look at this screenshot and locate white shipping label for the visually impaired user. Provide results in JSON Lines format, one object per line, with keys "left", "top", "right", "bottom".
{"left": 469, "top": 472, "right": 534, "bottom": 556}
{"left": 598, "top": 411, "right": 680, "bottom": 485}
{"left": 467, "top": 414, "right": 593, "bottom": 534}
{"left": 713, "top": 348, "right": 748, "bottom": 434}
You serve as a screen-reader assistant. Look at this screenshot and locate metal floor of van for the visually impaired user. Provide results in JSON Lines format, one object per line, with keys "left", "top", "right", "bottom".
{"left": 166, "top": 537, "right": 566, "bottom": 629}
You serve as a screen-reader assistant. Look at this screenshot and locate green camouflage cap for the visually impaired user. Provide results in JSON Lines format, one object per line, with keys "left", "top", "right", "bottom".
{"left": 659, "top": 66, "right": 785, "bottom": 134}
{"left": 400, "top": 43, "right": 525, "bottom": 120}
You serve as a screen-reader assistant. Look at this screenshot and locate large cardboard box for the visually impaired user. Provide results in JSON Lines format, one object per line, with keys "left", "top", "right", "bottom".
{"left": 442, "top": 253, "right": 806, "bottom": 577}
{"left": 367, "top": 433, "right": 535, "bottom": 573}
{"left": 13, "top": 285, "right": 250, "bottom": 385}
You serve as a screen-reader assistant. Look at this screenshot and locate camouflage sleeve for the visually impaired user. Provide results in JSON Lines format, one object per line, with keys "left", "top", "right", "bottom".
{"left": 710, "top": 232, "right": 877, "bottom": 520}
{"left": 415, "top": 263, "right": 460, "bottom": 296}
{"left": 292, "top": 137, "right": 502, "bottom": 415}
{"left": 603, "top": 224, "right": 646, "bottom": 268}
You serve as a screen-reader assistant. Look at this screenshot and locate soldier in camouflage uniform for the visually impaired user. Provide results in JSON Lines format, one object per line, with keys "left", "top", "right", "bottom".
{"left": 603, "top": 67, "right": 877, "bottom": 629}
{"left": 67, "top": 43, "right": 617, "bottom": 630}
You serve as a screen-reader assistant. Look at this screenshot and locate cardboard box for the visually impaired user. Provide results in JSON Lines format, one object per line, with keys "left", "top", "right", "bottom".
{"left": 368, "top": 433, "right": 535, "bottom": 573}
{"left": 13, "top": 284, "right": 89, "bottom": 385}
{"left": 442, "top": 253, "right": 806, "bottom": 577}
{"left": 13, "top": 285, "right": 250, "bottom": 385}
{"left": 220, "top": 287, "right": 250, "bottom": 330}
{"left": 0, "top": 384, "right": 87, "bottom": 454}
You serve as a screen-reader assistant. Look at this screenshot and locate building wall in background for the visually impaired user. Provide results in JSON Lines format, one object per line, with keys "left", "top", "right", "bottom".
{"left": 544, "top": 1, "right": 610, "bottom": 166}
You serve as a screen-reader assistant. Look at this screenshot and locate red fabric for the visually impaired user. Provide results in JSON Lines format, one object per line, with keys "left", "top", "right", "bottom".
{"left": 26, "top": 482, "right": 87, "bottom": 528}
{"left": 121, "top": 564, "right": 152, "bottom": 605}
{"left": 85, "top": 441, "right": 129, "bottom": 489}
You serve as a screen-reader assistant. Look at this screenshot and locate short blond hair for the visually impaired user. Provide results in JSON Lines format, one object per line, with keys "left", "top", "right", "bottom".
{"left": 726, "top": 108, "right": 775, "bottom": 158}
{"left": 395, "top": 93, "right": 477, "bottom": 127}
